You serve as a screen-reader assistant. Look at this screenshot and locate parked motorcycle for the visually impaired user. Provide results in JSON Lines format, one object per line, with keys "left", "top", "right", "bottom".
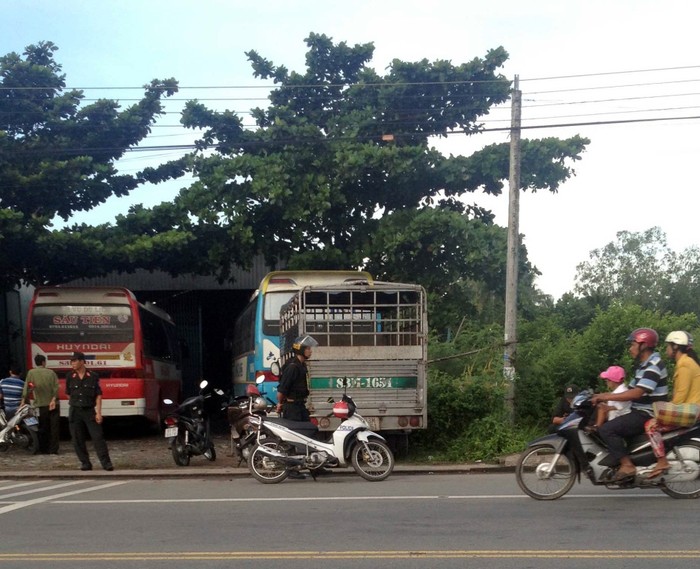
{"left": 516, "top": 390, "right": 700, "bottom": 500}
{"left": 163, "top": 380, "right": 227, "bottom": 466}
{"left": 228, "top": 378, "right": 274, "bottom": 465}
{"left": 245, "top": 384, "right": 394, "bottom": 484}
{"left": 0, "top": 403, "right": 40, "bottom": 454}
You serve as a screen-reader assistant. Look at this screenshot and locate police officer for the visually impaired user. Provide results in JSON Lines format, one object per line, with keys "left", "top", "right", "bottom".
{"left": 65, "top": 352, "right": 114, "bottom": 471}
{"left": 276, "top": 335, "right": 318, "bottom": 422}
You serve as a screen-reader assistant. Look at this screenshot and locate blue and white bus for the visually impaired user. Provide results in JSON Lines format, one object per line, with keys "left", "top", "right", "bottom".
{"left": 231, "top": 270, "right": 373, "bottom": 397}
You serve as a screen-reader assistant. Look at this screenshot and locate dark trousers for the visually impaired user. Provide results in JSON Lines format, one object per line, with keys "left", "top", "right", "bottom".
{"left": 68, "top": 406, "right": 112, "bottom": 467}
{"left": 598, "top": 409, "right": 650, "bottom": 462}
{"left": 38, "top": 405, "right": 60, "bottom": 454}
{"left": 281, "top": 401, "right": 310, "bottom": 422}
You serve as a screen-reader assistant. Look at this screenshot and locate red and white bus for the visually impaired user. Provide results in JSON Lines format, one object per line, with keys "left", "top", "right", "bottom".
{"left": 26, "top": 287, "right": 182, "bottom": 424}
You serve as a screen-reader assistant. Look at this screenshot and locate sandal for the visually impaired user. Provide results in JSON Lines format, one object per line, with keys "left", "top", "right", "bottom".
{"left": 612, "top": 468, "right": 636, "bottom": 482}
{"left": 646, "top": 465, "right": 670, "bottom": 479}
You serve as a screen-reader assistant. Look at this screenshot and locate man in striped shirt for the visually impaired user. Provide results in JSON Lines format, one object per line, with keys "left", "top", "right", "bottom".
{"left": 0, "top": 365, "right": 25, "bottom": 418}
{"left": 592, "top": 328, "right": 668, "bottom": 481}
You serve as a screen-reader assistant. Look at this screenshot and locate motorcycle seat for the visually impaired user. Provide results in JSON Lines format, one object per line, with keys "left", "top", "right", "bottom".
{"left": 266, "top": 417, "right": 320, "bottom": 438}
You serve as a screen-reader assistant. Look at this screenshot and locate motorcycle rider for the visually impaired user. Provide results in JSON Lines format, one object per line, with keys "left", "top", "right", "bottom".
{"left": 276, "top": 335, "right": 319, "bottom": 422}
{"left": 592, "top": 328, "right": 668, "bottom": 481}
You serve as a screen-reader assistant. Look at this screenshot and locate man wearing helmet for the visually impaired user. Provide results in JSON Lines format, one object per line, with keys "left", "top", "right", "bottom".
{"left": 276, "top": 335, "right": 319, "bottom": 422}
{"left": 592, "top": 328, "right": 668, "bottom": 481}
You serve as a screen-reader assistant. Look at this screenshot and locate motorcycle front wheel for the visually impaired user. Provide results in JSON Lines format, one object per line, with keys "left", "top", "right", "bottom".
{"left": 16, "top": 424, "right": 39, "bottom": 455}
{"left": 350, "top": 439, "right": 394, "bottom": 481}
{"left": 661, "top": 443, "right": 700, "bottom": 499}
{"left": 248, "top": 441, "right": 289, "bottom": 484}
{"left": 171, "top": 430, "right": 190, "bottom": 466}
{"left": 516, "top": 444, "right": 576, "bottom": 500}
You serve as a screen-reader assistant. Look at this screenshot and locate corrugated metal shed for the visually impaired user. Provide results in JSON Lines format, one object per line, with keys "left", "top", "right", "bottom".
{"left": 68, "top": 256, "right": 280, "bottom": 290}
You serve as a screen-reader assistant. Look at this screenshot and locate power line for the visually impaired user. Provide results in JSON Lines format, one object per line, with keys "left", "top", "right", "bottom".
{"left": 4, "top": 64, "right": 700, "bottom": 92}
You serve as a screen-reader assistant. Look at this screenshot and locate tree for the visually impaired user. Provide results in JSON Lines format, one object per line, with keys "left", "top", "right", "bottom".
{"left": 115, "top": 33, "right": 588, "bottom": 287}
{"left": 574, "top": 227, "right": 700, "bottom": 315}
{"left": 0, "top": 41, "right": 178, "bottom": 290}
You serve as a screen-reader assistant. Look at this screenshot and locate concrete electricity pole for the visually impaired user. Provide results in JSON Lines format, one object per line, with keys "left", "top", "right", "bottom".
{"left": 504, "top": 75, "right": 522, "bottom": 422}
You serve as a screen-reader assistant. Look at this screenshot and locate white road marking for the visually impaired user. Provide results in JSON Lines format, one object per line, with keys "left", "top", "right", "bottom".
{"left": 0, "top": 480, "right": 88, "bottom": 500}
{"left": 0, "top": 480, "right": 48, "bottom": 491}
{"left": 0, "top": 481, "right": 130, "bottom": 515}
{"left": 57, "top": 492, "right": 666, "bottom": 504}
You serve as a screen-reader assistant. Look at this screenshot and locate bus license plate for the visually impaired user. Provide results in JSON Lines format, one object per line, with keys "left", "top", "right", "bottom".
{"left": 24, "top": 416, "right": 39, "bottom": 427}
{"left": 164, "top": 427, "right": 178, "bottom": 438}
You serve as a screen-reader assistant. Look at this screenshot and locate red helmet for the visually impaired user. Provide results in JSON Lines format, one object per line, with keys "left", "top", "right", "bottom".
{"left": 627, "top": 328, "right": 659, "bottom": 348}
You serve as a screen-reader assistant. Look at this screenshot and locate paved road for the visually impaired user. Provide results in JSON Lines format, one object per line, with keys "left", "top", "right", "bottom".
{"left": 1, "top": 472, "right": 699, "bottom": 569}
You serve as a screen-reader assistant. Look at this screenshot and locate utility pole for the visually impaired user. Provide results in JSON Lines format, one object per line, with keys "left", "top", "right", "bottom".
{"left": 504, "top": 75, "right": 521, "bottom": 423}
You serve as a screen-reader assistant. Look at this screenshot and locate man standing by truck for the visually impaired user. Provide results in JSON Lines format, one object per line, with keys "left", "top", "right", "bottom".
{"left": 276, "top": 335, "right": 318, "bottom": 422}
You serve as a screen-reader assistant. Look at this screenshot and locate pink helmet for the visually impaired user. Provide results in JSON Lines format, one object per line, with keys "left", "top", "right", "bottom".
{"left": 599, "top": 365, "right": 625, "bottom": 383}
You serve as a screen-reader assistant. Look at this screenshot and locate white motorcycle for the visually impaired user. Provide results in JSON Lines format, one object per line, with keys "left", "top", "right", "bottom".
{"left": 246, "top": 386, "right": 395, "bottom": 484}
{"left": 0, "top": 403, "right": 40, "bottom": 454}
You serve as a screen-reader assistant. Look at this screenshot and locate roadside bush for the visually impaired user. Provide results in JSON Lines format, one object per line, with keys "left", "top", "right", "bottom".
{"left": 413, "top": 371, "right": 505, "bottom": 452}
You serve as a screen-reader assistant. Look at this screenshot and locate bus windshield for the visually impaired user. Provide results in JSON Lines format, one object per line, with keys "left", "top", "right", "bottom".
{"left": 30, "top": 305, "right": 134, "bottom": 343}
{"left": 262, "top": 291, "right": 296, "bottom": 336}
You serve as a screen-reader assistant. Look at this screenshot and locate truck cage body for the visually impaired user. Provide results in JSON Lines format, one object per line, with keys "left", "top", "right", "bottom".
{"left": 280, "top": 281, "right": 427, "bottom": 433}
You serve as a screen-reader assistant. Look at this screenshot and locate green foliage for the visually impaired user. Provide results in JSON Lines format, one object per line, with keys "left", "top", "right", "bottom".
{"left": 574, "top": 227, "right": 700, "bottom": 316}
{"left": 413, "top": 371, "right": 506, "bottom": 451}
{"left": 0, "top": 41, "right": 178, "bottom": 289}
{"left": 113, "top": 33, "right": 587, "bottom": 283}
{"left": 445, "top": 413, "right": 541, "bottom": 462}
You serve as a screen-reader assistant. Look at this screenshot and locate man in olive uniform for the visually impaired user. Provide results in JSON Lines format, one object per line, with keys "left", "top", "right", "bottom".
{"left": 65, "top": 352, "right": 114, "bottom": 471}
{"left": 22, "top": 354, "right": 60, "bottom": 454}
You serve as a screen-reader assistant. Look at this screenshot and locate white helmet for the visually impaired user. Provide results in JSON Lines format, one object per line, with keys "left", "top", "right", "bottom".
{"left": 665, "top": 331, "right": 693, "bottom": 347}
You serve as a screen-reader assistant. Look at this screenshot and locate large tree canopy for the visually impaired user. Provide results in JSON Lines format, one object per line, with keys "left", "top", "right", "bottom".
{"left": 3, "top": 35, "right": 588, "bottom": 325}
{"left": 0, "top": 41, "right": 177, "bottom": 289}
{"left": 105, "top": 34, "right": 588, "bottom": 287}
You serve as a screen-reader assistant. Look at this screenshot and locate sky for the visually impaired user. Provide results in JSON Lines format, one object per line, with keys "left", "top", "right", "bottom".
{"left": 4, "top": 0, "right": 700, "bottom": 299}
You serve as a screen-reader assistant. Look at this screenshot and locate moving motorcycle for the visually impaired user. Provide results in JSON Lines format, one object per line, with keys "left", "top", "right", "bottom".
{"left": 228, "top": 378, "right": 273, "bottom": 465}
{"left": 516, "top": 390, "right": 700, "bottom": 500}
{"left": 0, "top": 403, "right": 40, "bottom": 454}
{"left": 163, "top": 380, "right": 227, "bottom": 466}
{"left": 246, "top": 386, "right": 394, "bottom": 484}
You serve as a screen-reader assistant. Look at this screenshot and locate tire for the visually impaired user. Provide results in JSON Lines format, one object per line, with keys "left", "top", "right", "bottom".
{"left": 0, "top": 441, "right": 9, "bottom": 453}
{"left": 661, "top": 443, "right": 700, "bottom": 499}
{"left": 17, "top": 425, "right": 39, "bottom": 455}
{"left": 515, "top": 444, "right": 576, "bottom": 500}
{"left": 171, "top": 430, "right": 190, "bottom": 467}
{"left": 248, "top": 442, "right": 289, "bottom": 484}
{"left": 350, "top": 439, "right": 394, "bottom": 481}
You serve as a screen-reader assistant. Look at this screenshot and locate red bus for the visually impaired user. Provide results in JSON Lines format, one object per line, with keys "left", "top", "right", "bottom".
{"left": 26, "top": 287, "right": 182, "bottom": 425}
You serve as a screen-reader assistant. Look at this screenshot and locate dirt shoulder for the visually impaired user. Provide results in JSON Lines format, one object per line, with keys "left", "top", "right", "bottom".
{"left": 0, "top": 427, "right": 238, "bottom": 472}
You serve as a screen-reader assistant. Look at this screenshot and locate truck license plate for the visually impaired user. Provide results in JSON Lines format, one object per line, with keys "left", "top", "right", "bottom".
{"left": 164, "top": 427, "right": 178, "bottom": 438}
{"left": 365, "top": 416, "right": 380, "bottom": 431}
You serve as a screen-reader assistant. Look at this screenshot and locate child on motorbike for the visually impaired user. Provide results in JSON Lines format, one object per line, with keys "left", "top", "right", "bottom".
{"left": 590, "top": 365, "right": 631, "bottom": 430}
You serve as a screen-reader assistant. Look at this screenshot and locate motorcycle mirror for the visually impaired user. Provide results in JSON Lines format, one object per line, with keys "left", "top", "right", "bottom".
{"left": 199, "top": 380, "right": 208, "bottom": 389}
{"left": 255, "top": 375, "right": 265, "bottom": 385}
{"left": 163, "top": 399, "right": 174, "bottom": 405}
